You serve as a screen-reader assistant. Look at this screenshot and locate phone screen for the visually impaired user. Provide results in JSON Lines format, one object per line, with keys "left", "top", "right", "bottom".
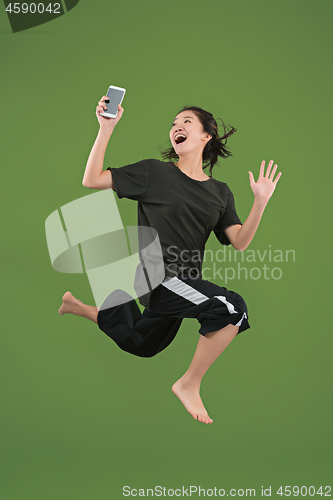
{"left": 105, "top": 87, "right": 125, "bottom": 116}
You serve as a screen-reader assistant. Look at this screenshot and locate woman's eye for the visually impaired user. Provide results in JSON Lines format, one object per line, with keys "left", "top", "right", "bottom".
{"left": 171, "top": 120, "right": 190, "bottom": 126}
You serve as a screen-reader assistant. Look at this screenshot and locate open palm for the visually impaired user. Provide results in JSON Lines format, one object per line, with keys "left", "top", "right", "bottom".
{"left": 249, "top": 160, "right": 282, "bottom": 204}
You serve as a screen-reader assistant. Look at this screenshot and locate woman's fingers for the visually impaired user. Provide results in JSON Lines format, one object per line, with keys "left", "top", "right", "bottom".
{"left": 265, "top": 159, "right": 274, "bottom": 178}
{"left": 97, "top": 101, "right": 124, "bottom": 114}
{"left": 248, "top": 171, "right": 255, "bottom": 186}
{"left": 269, "top": 163, "right": 278, "bottom": 180}
{"left": 274, "top": 171, "right": 282, "bottom": 184}
{"left": 95, "top": 97, "right": 124, "bottom": 126}
{"left": 97, "top": 96, "right": 109, "bottom": 111}
{"left": 259, "top": 160, "right": 265, "bottom": 179}
{"left": 114, "top": 104, "right": 124, "bottom": 121}
{"left": 260, "top": 160, "right": 281, "bottom": 181}
{"left": 255, "top": 160, "right": 282, "bottom": 183}
{"left": 268, "top": 163, "right": 282, "bottom": 183}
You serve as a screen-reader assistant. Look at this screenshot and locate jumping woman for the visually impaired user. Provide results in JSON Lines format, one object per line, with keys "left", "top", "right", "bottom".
{"left": 59, "top": 95, "right": 281, "bottom": 424}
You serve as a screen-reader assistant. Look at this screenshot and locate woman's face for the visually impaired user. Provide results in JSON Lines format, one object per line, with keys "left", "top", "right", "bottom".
{"left": 169, "top": 110, "right": 212, "bottom": 157}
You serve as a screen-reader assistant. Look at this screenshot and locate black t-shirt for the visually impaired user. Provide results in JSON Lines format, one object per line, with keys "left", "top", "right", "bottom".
{"left": 108, "top": 159, "right": 242, "bottom": 308}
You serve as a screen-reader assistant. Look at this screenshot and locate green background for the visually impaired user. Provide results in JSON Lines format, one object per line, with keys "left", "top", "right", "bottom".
{"left": 1, "top": 0, "right": 332, "bottom": 498}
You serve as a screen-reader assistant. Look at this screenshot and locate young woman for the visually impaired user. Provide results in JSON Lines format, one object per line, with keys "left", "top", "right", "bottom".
{"left": 59, "top": 95, "right": 281, "bottom": 424}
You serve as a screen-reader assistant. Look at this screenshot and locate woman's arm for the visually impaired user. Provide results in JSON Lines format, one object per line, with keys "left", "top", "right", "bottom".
{"left": 224, "top": 160, "right": 282, "bottom": 251}
{"left": 82, "top": 97, "right": 124, "bottom": 190}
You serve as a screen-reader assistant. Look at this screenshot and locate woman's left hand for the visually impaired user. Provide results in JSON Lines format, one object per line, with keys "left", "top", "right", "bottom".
{"left": 248, "top": 160, "right": 282, "bottom": 205}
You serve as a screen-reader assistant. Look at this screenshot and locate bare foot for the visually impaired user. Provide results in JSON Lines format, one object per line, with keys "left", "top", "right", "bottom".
{"left": 172, "top": 377, "right": 213, "bottom": 424}
{"left": 58, "top": 291, "right": 83, "bottom": 315}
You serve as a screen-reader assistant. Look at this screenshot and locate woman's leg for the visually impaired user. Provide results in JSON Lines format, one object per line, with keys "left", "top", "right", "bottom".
{"left": 58, "top": 291, "right": 98, "bottom": 324}
{"left": 172, "top": 323, "right": 239, "bottom": 424}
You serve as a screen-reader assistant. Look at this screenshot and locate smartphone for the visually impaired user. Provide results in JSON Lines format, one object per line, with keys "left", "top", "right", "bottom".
{"left": 100, "top": 85, "right": 126, "bottom": 118}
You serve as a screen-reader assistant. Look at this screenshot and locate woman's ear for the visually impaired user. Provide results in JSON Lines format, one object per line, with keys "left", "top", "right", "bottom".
{"left": 202, "top": 134, "right": 212, "bottom": 143}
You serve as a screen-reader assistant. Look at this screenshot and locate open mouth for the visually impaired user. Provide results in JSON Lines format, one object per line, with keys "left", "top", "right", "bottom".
{"left": 174, "top": 134, "right": 187, "bottom": 144}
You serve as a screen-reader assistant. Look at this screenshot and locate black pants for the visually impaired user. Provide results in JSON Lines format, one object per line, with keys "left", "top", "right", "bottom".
{"left": 97, "top": 272, "right": 250, "bottom": 358}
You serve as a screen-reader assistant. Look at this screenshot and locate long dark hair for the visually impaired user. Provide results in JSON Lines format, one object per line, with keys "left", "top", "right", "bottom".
{"left": 161, "top": 106, "right": 237, "bottom": 177}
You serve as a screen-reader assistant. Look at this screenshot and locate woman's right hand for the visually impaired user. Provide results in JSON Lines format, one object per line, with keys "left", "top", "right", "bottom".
{"left": 96, "top": 96, "right": 124, "bottom": 130}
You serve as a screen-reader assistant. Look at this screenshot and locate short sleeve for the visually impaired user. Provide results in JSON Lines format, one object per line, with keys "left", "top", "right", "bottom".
{"left": 108, "top": 159, "right": 149, "bottom": 201}
{"left": 213, "top": 186, "right": 242, "bottom": 246}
